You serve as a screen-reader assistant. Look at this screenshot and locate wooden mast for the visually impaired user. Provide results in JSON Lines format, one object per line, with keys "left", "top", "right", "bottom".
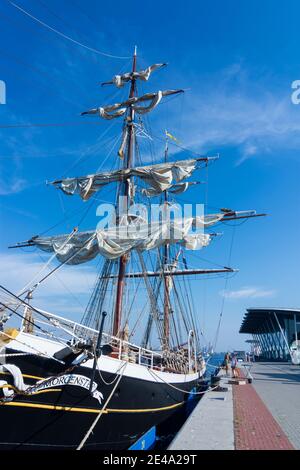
{"left": 163, "top": 136, "right": 170, "bottom": 349}
{"left": 113, "top": 46, "right": 137, "bottom": 337}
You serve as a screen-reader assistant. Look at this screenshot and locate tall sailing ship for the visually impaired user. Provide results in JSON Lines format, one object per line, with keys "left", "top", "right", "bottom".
{"left": 0, "top": 48, "right": 264, "bottom": 449}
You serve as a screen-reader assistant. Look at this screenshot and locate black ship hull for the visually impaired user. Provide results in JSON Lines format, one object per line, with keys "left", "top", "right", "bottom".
{"left": 0, "top": 347, "right": 200, "bottom": 450}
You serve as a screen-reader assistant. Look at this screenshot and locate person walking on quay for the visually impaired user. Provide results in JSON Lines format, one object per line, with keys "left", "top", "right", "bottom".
{"left": 223, "top": 352, "right": 230, "bottom": 376}
{"left": 231, "top": 354, "right": 238, "bottom": 378}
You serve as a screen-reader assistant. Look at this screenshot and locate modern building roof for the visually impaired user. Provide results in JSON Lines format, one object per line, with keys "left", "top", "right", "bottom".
{"left": 239, "top": 308, "right": 300, "bottom": 334}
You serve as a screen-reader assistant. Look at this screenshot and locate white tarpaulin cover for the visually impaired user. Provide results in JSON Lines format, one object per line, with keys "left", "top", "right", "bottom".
{"left": 30, "top": 217, "right": 212, "bottom": 265}
{"left": 52, "top": 159, "right": 198, "bottom": 201}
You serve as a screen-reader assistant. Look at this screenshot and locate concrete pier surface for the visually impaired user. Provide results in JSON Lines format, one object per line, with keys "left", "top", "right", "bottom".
{"left": 169, "top": 372, "right": 234, "bottom": 450}
{"left": 248, "top": 362, "right": 300, "bottom": 449}
{"left": 169, "top": 362, "right": 298, "bottom": 450}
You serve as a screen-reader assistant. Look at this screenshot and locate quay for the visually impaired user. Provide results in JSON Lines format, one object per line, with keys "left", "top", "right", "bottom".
{"left": 169, "top": 371, "right": 234, "bottom": 450}
{"left": 169, "top": 362, "right": 299, "bottom": 450}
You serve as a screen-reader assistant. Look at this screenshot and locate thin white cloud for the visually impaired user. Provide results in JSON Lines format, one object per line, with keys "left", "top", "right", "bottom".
{"left": 155, "top": 63, "right": 300, "bottom": 165}
{"left": 185, "top": 93, "right": 299, "bottom": 160}
{"left": 0, "top": 203, "right": 37, "bottom": 219}
{"left": 0, "top": 131, "right": 44, "bottom": 195}
{"left": 0, "top": 177, "right": 28, "bottom": 196}
{"left": 220, "top": 286, "right": 276, "bottom": 300}
{"left": 2, "top": 62, "right": 299, "bottom": 196}
{"left": 0, "top": 252, "right": 97, "bottom": 316}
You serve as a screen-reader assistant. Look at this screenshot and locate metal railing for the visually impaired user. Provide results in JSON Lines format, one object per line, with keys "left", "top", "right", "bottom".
{"left": 33, "top": 308, "right": 163, "bottom": 370}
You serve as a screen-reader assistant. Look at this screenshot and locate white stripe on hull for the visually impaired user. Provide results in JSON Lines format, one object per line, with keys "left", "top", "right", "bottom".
{"left": 4, "top": 332, "right": 205, "bottom": 384}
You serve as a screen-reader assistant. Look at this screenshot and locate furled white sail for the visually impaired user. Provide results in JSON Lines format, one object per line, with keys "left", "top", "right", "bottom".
{"left": 118, "top": 127, "right": 128, "bottom": 159}
{"left": 32, "top": 231, "right": 99, "bottom": 265}
{"left": 133, "top": 90, "right": 162, "bottom": 114}
{"left": 102, "top": 63, "right": 167, "bottom": 88}
{"left": 142, "top": 181, "right": 200, "bottom": 197}
{"left": 81, "top": 90, "right": 183, "bottom": 120}
{"left": 194, "top": 213, "right": 225, "bottom": 227}
{"left": 82, "top": 102, "right": 127, "bottom": 120}
{"left": 52, "top": 159, "right": 198, "bottom": 200}
{"left": 30, "top": 218, "right": 211, "bottom": 264}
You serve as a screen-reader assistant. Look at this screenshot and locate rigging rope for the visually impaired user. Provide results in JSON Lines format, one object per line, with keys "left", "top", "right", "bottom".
{"left": 17, "top": 228, "right": 78, "bottom": 299}
{"left": 0, "top": 121, "right": 104, "bottom": 129}
{"left": 9, "top": 1, "right": 131, "bottom": 59}
{"left": 0, "top": 229, "right": 86, "bottom": 324}
{"left": 96, "top": 354, "right": 127, "bottom": 386}
{"left": 213, "top": 226, "right": 236, "bottom": 351}
{"left": 0, "top": 352, "right": 30, "bottom": 358}
{"left": 76, "top": 361, "right": 127, "bottom": 450}
{"left": 0, "top": 328, "right": 65, "bottom": 362}
{"left": 137, "top": 251, "right": 165, "bottom": 348}
{"left": 148, "top": 368, "right": 218, "bottom": 395}
{"left": 81, "top": 260, "right": 114, "bottom": 329}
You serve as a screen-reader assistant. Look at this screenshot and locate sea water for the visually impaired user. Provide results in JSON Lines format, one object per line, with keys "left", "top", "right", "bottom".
{"left": 205, "top": 352, "right": 224, "bottom": 376}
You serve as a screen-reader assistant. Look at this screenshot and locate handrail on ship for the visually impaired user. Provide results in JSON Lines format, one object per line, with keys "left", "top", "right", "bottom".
{"left": 31, "top": 307, "right": 164, "bottom": 370}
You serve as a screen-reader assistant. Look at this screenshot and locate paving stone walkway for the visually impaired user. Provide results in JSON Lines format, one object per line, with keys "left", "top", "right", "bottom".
{"left": 233, "top": 373, "right": 294, "bottom": 450}
{"left": 249, "top": 362, "right": 300, "bottom": 449}
{"left": 169, "top": 362, "right": 298, "bottom": 450}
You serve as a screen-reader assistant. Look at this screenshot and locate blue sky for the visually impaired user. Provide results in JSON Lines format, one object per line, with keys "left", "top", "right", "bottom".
{"left": 0, "top": 0, "right": 299, "bottom": 352}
